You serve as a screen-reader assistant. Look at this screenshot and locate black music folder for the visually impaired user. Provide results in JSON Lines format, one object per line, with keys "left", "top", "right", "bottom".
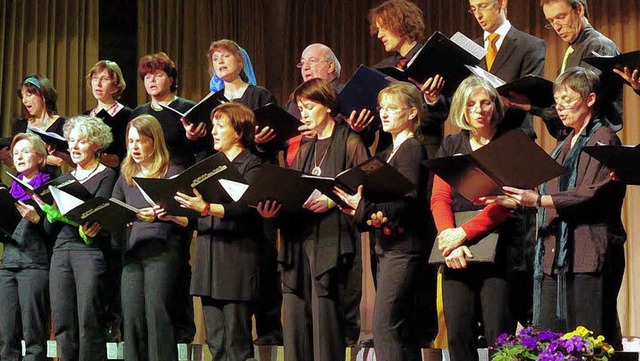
{"left": 301, "top": 156, "right": 415, "bottom": 208}
{"left": 27, "top": 126, "right": 68, "bottom": 153}
{"left": 159, "top": 92, "right": 223, "bottom": 124}
{"left": 424, "top": 130, "right": 563, "bottom": 201}
{"left": 49, "top": 186, "right": 138, "bottom": 232}
{"left": 377, "top": 31, "right": 482, "bottom": 96}
{"left": 7, "top": 172, "right": 92, "bottom": 205}
{"left": 428, "top": 211, "right": 500, "bottom": 264}
{"left": 253, "top": 103, "right": 301, "bottom": 144}
{"left": 134, "top": 153, "right": 248, "bottom": 217}
{"left": 584, "top": 50, "right": 640, "bottom": 87}
{"left": 0, "top": 184, "right": 23, "bottom": 238}
{"left": 497, "top": 75, "right": 554, "bottom": 109}
{"left": 337, "top": 65, "right": 393, "bottom": 119}
{"left": 241, "top": 164, "right": 314, "bottom": 211}
{"left": 583, "top": 143, "right": 640, "bottom": 185}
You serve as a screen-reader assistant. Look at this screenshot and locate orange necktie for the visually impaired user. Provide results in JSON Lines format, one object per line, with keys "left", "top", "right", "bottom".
{"left": 486, "top": 33, "right": 500, "bottom": 70}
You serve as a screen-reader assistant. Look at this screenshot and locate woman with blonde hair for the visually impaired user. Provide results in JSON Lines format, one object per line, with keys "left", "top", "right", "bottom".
{"left": 0, "top": 133, "right": 52, "bottom": 361}
{"left": 335, "top": 82, "right": 436, "bottom": 360}
{"left": 112, "top": 114, "right": 191, "bottom": 361}
{"left": 430, "top": 76, "right": 519, "bottom": 361}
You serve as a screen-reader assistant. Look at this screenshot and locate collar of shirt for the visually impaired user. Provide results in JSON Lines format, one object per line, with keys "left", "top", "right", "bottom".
{"left": 484, "top": 20, "right": 511, "bottom": 52}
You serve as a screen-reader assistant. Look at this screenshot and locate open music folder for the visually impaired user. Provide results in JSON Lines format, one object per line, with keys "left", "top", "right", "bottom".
{"left": 134, "top": 153, "right": 248, "bottom": 217}
{"left": 337, "top": 65, "right": 394, "bottom": 120}
{"left": 7, "top": 172, "right": 91, "bottom": 205}
{"left": 253, "top": 103, "right": 301, "bottom": 144}
{"left": 424, "top": 130, "right": 563, "bottom": 201}
{"left": 583, "top": 143, "right": 640, "bottom": 185}
{"left": 0, "top": 184, "right": 23, "bottom": 238}
{"left": 584, "top": 50, "right": 640, "bottom": 88}
{"left": 159, "top": 92, "right": 223, "bottom": 124}
{"left": 240, "top": 164, "right": 315, "bottom": 211}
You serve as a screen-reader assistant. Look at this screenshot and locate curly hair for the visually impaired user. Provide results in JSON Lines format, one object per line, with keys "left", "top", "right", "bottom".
{"left": 63, "top": 115, "right": 114, "bottom": 152}
{"left": 368, "top": 0, "right": 426, "bottom": 43}
{"left": 137, "top": 52, "right": 178, "bottom": 93}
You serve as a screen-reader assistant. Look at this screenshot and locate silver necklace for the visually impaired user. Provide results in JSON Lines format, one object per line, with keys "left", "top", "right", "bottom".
{"left": 312, "top": 141, "right": 330, "bottom": 176}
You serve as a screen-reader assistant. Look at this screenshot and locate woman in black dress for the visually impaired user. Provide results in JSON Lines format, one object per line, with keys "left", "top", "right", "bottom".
{"left": 335, "top": 82, "right": 436, "bottom": 361}
{"left": 112, "top": 114, "right": 190, "bottom": 361}
{"left": 258, "top": 78, "right": 369, "bottom": 361}
{"left": 44, "top": 115, "right": 116, "bottom": 361}
{"left": 0, "top": 133, "right": 52, "bottom": 361}
{"left": 174, "top": 102, "right": 263, "bottom": 361}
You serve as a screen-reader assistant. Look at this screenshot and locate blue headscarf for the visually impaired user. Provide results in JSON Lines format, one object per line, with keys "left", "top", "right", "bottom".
{"left": 209, "top": 46, "right": 257, "bottom": 92}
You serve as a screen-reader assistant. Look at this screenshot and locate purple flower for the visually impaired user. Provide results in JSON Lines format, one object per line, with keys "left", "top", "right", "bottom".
{"left": 494, "top": 333, "right": 514, "bottom": 347}
{"left": 521, "top": 336, "right": 538, "bottom": 351}
{"left": 536, "top": 330, "right": 563, "bottom": 342}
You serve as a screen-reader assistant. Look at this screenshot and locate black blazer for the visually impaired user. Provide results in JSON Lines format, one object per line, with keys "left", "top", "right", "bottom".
{"left": 475, "top": 26, "right": 547, "bottom": 138}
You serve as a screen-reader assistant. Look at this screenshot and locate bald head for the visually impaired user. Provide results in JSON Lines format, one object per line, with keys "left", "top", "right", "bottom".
{"left": 299, "top": 43, "right": 341, "bottom": 82}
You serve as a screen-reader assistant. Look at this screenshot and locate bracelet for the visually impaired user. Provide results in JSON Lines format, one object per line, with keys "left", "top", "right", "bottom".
{"left": 535, "top": 194, "right": 542, "bottom": 208}
{"left": 201, "top": 202, "right": 211, "bottom": 217}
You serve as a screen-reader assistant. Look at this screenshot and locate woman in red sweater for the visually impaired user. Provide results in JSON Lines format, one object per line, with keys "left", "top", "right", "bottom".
{"left": 430, "top": 76, "right": 517, "bottom": 361}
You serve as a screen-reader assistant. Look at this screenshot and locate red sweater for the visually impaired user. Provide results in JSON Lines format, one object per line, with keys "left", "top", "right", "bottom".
{"left": 430, "top": 175, "right": 511, "bottom": 240}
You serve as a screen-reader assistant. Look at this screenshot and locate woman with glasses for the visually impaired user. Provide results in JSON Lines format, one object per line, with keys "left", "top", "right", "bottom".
{"left": 430, "top": 76, "right": 517, "bottom": 361}
{"left": 335, "top": 82, "right": 436, "bottom": 361}
{"left": 482, "top": 67, "right": 626, "bottom": 349}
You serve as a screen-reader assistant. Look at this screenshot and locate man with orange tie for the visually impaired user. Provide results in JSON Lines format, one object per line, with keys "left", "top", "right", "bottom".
{"left": 468, "top": 0, "right": 546, "bottom": 334}
{"left": 510, "top": 0, "right": 623, "bottom": 139}
{"left": 468, "top": 0, "right": 546, "bottom": 138}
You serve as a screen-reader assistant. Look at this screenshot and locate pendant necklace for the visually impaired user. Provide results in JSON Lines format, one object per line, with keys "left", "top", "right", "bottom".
{"left": 312, "top": 141, "right": 331, "bottom": 176}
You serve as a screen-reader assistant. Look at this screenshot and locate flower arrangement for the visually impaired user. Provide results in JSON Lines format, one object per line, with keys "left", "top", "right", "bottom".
{"left": 491, "top": 326, "right": 614, "bottom": 361}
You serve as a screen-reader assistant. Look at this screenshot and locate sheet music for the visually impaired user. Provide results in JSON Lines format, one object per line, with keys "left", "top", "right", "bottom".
{"left": 218, "top": 179, "right": 249, "bottom": 202}
{"left": 464, "top": 65, "right": 506, "bottom": 88}
{"left": 450, "top": 32, "right": 486, "bottom": 61}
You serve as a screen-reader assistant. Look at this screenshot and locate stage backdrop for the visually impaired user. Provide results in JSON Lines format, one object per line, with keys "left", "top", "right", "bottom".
{"left": 1, "top": 0, "right": 639, "bottom": 341}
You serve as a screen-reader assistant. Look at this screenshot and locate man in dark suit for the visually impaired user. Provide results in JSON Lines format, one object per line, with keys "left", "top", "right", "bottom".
{"left": 510, "top": 0, "right": 623, "bottom": 139}
{"left": 468, "top": 0, "right": 546, "bottom": 138}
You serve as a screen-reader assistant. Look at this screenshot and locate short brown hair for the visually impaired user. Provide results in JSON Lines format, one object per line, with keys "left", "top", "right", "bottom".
{"left": 207, "top": 39, "right": 249, "bottom": 82}
{"left": 137, "top": 52, "right": 178, "bottom": 93}
{"left": 369, "top": 0, "right": 426, "bottom": 43}
{"left": 554, "top": 67, "right": 600, "bottom": 100}
{"left": 16, "top": 74, "right": 58, "bottom": 114}
{"left": 540, "top": 0, "right": 589, "bottom": 18}
{"left": 86, "top": 60, "right": 127, "bottom": 100}
{"left": 211, "top": 102, "right": 256, "bottom": 149}
{"left": 292, "top": 78, "right": 338, "bottom": 117}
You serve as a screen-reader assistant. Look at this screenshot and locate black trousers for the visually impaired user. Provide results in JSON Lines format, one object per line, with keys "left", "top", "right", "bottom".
{"left": 443, "top": 266, "right": 514, "bottom": 361}
{"left": 282, "top": 240, "right": 349, "bottom": 361}
{"left": 254, "top": 223, "right": 283, "bottom": 342}
{"left": 171, "top": 235, "right": 196, "bottom": 343}
{"left": 121, "top": 242, "right": 179, "bottom": 361}
{"left": 50, "top": 249, "right": 107, "bottom": 361}
{"left": 373, "top": 250, "right": 425, "bottom": 361}
{"left": 0, "top": 268, "right": 49, "bottom": 361}
{"left": 201, "top": 298, "right": 253, "bottom": 361}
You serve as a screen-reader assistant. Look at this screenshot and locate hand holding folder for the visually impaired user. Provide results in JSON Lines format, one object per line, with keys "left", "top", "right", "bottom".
{"left": 583, "top": 143, "right": 640, "bottom": 184}
{"left": 425, "top": 130, "right": 563, "bottom": 201}
{"left": 134, "top": 153, "right": 248, "bottom": 217}
{"left": 159, "top": 92, "right": 223, "bottom": 124}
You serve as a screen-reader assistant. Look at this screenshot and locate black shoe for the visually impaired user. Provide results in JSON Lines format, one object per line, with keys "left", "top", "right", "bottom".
{"left": 253, "top": 335, "right": 283, "bottom": 346}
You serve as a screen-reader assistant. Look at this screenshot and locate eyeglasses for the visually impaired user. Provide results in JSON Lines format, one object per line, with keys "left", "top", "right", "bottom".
{"left": 377, "top": 105, "right": 407, "bottom": 115}
{"left": 467, "top": 1, "right": 497, "bottom": 15}
{"left": 544, "top": 10, "right": 574, "bottom": 29}
{"left": 553, "top": 97, "right": 582, "bottom": 111}
{"left": 466, "top": 100, "right": 493, "bottom": 111}
{"left": 296, "top": 58, "right": 327, "bottom": 69}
